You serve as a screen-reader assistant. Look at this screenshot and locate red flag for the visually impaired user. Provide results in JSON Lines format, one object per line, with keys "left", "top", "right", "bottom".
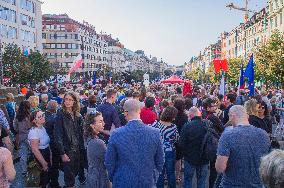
{"left": 68, "top": 54, "right": 83, "bottom": 75}
{"left": 213, "top": 59, "right": 221, "bottom": 73}
{"left": 221, "top": 59, "right": 228, "bottom": 72}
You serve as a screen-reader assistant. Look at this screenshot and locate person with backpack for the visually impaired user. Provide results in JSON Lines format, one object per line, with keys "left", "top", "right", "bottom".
{"left": 81, "top": 95, "right": 98, "bottom": 117}
{"left": 179, "top": 107, "right": 209, "bottom": 188}
{"left": 202, "top": 98, "right": 224, "bottom": 188}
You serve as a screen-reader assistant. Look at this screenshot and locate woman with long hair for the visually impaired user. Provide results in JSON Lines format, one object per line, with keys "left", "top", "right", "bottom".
{"left": 85, "top": 111, "right": 111, "bottom": 188}
{"left": 28, "top": 110, "right": 51, "bottom": 187}
{"left": 54, "top": 91, "right": 86, "bottom": 187}
{"left": 258, "top": 101, "right": 273, "bottom": 134}
{"left": 13, "top": 100, "right": 31, "bottom": 176}
{"left": 152, "top": 106, "right": 179, "bottom": 188}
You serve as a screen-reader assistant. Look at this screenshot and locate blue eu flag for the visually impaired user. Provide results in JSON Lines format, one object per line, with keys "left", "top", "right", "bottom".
{"left": 244, "top": 54, "right": 255, "bottom": 96}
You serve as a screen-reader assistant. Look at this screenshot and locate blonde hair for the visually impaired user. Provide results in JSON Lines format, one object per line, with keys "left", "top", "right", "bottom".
{"left": 244, "top": 99, "right": 258, "bottom": 116}
{"left": 62, "top": 91, "right": 81, "bottom": 117}
{"left": 28, "top": 96, "right": 39, "bottom": 108}
{"left": 5, "top": 93, "right": 14, "bottom": 102}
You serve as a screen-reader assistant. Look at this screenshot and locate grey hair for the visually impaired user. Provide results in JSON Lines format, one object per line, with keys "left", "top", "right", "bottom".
{"left": 41, "top": 94, "right": 48, "bottom": 99}
{"left": 123, "top": 99, "right": 141, "bottom": 114}
{"left": 188, "top": 106, "right": 201, "bottom": 117}
{"left": 229, "top": 105, "right": 248, "bottom": 120}
{"left": 260, "top": 149, "right": 284, "bottom": 188}
{"left": 46, "top": 100, "right": 58, "bottom": 111}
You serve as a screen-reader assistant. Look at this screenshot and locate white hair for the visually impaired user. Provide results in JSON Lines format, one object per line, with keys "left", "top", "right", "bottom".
{"left": 41, "top": 94, "right": 48, "bottom": 99}
{"left": 260, "top": 149, "right": 284, "bottom": 188}
{"left": 188, "top": 106, "right": 201, "bottom": 117}
{"left": 124, "top": 99, "right": 141, "bottom": 114}
{"left": 229, "top": 105, "right": 247, "bottom": 120}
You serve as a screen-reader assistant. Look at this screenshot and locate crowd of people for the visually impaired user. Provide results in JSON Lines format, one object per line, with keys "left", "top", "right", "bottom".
{"left": 0, "top": 81, "right": 283, "bottom": 188}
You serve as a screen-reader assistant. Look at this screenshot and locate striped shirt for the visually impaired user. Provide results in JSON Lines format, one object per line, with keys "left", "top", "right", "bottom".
{"left": 151, "top": 121, "right": 179, "bottom": 152}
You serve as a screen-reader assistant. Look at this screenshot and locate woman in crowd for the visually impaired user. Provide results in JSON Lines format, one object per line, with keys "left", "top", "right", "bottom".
{"left": 245, "top": 99, "right": 269, "bottom": 132}
{"left": 13, "top": 100, "right": 31, "bottom": 176}
{"left": 140, "top": 96, "right": 157, "bottom": 125}
{"left": 260, "top": 149, "right": 284, "bottom": 188}
{"left": 85, "top": 111, "right": 111, "bottom": 188}
{"left": 28, "top": 96, "right": 40, "bottom": 112}
{"left": 258, "top": 101, "right": 273, "bottom": 134}
{"left": 0, "top": 146, "right": 16, "bottom": 188}
{"left": 152, "top": 106, "right": 179, "bottom": 188}
{"left": 28, "top": 110, "right": 51, "bottom": 187}
{"left": 173, "top": 98, "right": 188, "bottom": 183}
{"left": 4, "top": 93, "right": 16, "bottom": 134}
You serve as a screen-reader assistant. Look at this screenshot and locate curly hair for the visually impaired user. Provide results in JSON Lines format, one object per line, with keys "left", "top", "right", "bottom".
{"left": 84, "top": 111, "right": 102, "bottom": 138}
{"left": 62, "top": 91, "right": 81, "bottom": 117}
{"left": 244, "top": 99, "right": 259, "bottom": 116}
{"left": 28, "top": 96, "right": 39, "bottom": 108}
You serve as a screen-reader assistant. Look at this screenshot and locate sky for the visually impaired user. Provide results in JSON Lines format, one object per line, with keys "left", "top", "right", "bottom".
{"left": 41, "top": 0, "right": 267, "bottom": 66}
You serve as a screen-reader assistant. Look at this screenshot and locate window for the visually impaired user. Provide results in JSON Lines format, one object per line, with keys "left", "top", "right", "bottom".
{"left": 42, "top": 33, "right": 46, "bottom": 39}
{"left": 275, "top": 15, "right": 278, "bottom": 27}
{"left": 280, "top": 12, "right": 283, "bottom": 25}
{"left": 20, "top": 29, "right": 35, "bottom": 42}
{"left": 2, "top": 0, "right": 16, "bottom": 5}
{"left": 20, "top": 14, "right": 35, "bottom": 28}
{"left": 0, "top": 6, "right": 16, "bottom": 23}
{"left": 21, "top": 0, "right": 35, "bottom": 13}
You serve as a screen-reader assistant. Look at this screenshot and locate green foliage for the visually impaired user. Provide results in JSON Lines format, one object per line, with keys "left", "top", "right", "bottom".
{"left": 254, "top": 30, "right": 284, "bottom": 86}
{"left": 226, "top": 58, "right": 242, "bottom": 85}
{"left": 2, "top": 44, "right": 54, "bottom": 85}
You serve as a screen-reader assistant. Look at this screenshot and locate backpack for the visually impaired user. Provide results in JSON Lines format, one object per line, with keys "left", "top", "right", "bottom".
{"left": 200, "top": 119, "right": 220, "bottom": 162}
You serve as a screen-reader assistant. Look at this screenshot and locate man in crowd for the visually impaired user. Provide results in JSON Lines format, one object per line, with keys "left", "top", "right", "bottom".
{"left": 215, "top": 105, "right": 270, "bottom": 188}
{"left": 105, "top": 99, "right": 164, "bottom": 188}
{"left": 222, "top": 93, "right": 236, "bottom": 125}
{"left": 276, "top": 90, "right": 284, "bottom": 125}
{"left": 97, "top": 89, "right": 121, "bottom": 139}
{"left": 179, "top": 107, "right": 209, "bottom": 188}
{"left": 202, "top": 98, "right": 224, "bottom": 188}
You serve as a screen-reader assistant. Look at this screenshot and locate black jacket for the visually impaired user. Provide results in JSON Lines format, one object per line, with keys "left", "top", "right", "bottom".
{"left": 249, "top": 115, "right": 269, "bottom": 133}
{"left": 205, "top": 112, "right": 224, "bottom": 135}
{"left": 44, "top": 111, "right": 56, "bottom": 146}
{"left": 179, "top": 116, "right": 209, "bottom": 166}
{"left": 54, "top": 109, "right": 84, "bottom": 156}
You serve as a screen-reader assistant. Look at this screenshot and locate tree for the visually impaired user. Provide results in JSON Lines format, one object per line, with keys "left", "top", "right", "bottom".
{"left": 226, "top": 58, "right": 242, "bottom": 85}
{"left": 28, "top": 51, "right": 54, "bottom": 84}
{"left": 254, "top": 30, "right": 284, "bottom": 87}
{"left": 2, "top": 44, "right": 54, "bottom": 85}
{"left": 164, "top": 69, "right": 173, "bottom": 77}
{"left": 2, "top": 44, "right": 31, "bottom": 84}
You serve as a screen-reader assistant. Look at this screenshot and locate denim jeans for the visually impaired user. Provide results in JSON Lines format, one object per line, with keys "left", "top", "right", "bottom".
{"left": 157, "top": 151, "right": 176, "bottom": 188}
{"left": 19, "top": 141, "right": 29, "bottom": 174}
{"left": 184, "top": 161, "right": 208, "bottom": 188}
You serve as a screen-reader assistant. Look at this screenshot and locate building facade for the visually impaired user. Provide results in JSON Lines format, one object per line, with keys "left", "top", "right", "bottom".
{"left": 0, "top": 0, "right": 43, "bottom": 52}
{"left": 42, "top": 14, "right": 108, "bottom": 76}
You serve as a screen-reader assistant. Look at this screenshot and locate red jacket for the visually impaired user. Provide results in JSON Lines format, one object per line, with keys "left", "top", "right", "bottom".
{"left": 140, "top": 107, "right": 157, "bottom": 125}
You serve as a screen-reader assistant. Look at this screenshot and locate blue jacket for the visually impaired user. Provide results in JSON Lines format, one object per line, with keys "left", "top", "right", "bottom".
{"left": 105, "top": 120, "right": 164, "bottom": 188}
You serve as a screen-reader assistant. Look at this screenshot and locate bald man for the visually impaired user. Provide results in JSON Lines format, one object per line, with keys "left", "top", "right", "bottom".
{"left": 105, "top": 99, "right": 164, "bottom": 188}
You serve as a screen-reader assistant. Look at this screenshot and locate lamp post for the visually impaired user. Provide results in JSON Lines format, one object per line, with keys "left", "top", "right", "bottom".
{"left": 0, "top": 41, "right": 3, "bottom": 86}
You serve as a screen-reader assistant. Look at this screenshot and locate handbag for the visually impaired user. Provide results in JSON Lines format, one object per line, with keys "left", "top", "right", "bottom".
{"left": 25, "top": 154, "right": 42, "bottom": 187}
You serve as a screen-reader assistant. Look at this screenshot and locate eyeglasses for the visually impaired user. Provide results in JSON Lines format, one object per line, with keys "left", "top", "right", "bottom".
{"left": 36, "top": 113, "right": 45, "bottom": 119}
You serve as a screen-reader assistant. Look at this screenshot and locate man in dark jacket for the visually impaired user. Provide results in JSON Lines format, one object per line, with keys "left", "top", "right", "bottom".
{"left": 179, "top": 107, "right": 209, "bottom": 188}
{"left": 222, "top": 93, "right": 236, "bottom": 125}
{"left": 44, "top": 100, "right": 60, "bottom": 188}
{"left": 202, "top": 98, "right": 224, "bottom": 188}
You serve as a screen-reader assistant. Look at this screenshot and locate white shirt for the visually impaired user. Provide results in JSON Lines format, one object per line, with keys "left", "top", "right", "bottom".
{"left": 28, "top": 127, "right": 50, "bottom": 149}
